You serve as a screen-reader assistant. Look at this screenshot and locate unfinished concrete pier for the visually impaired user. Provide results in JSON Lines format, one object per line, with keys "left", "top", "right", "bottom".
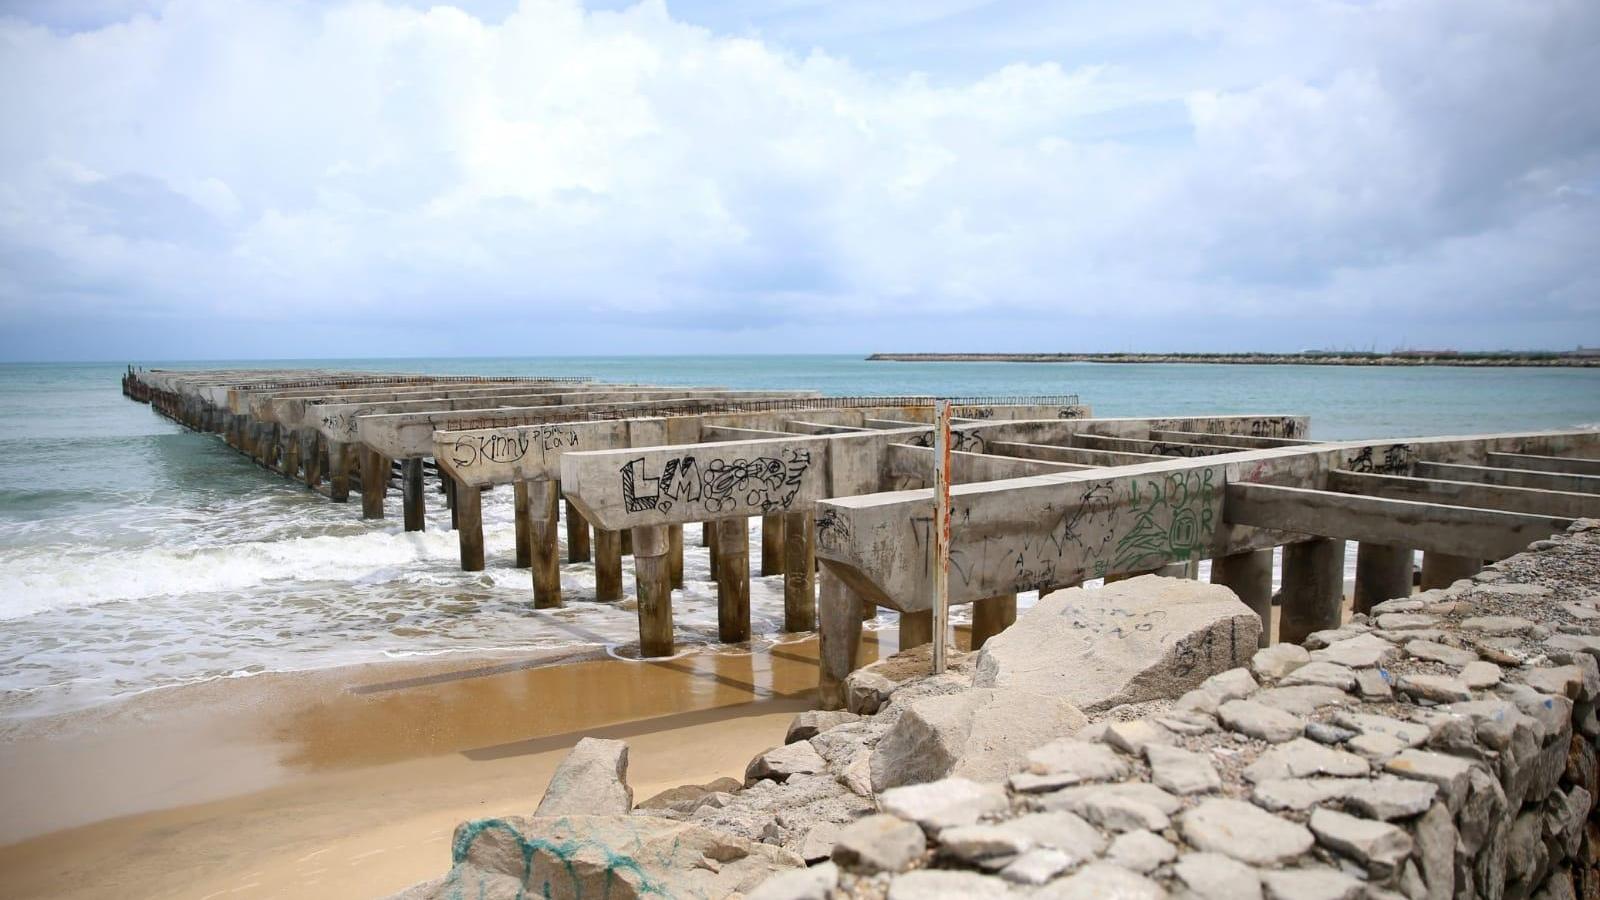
{"left": 123, "top": 366, "right": 1600, "bottom": 710}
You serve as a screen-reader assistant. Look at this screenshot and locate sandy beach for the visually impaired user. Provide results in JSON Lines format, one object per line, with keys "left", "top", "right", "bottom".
{"left": 0, "top": 631, "right": 900, "bottom": 900}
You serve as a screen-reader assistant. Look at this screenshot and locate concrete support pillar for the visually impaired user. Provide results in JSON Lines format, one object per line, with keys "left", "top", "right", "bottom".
{"left": 761, "top": 513, "right": 785, "bottom": 576}
{"left": 1421, "top": 552, "right": 1481, "bottom": 590}
{"left": 454, "top": 479, "right": 484, "bottom": 572}
{"left": 817, "top": 566, "right": 864, "bottom": 710}
{"left": 1153, "top": 561, "right": 1191, "bottom": 578}
{"left": 668, "top": 524, "right": 685, "bottom": 589}
{"left": 594, "top": 529, "right": 623, "bottom": 602}
{"left": 632, "top": 524, "right": 674, "bottom": 657}
{"left": 620, "top": 528, "right": 633, "bottom": 557}
{"left": 714, "top": 517, "right": 751, "bottom": 643}
{"left": 707, "top": 523, "right": 721, "bottom": 580}
{"left": 565, "top": 498, "right": 591, "bottom": 563}
{"left": 1279, "top": 539, "right": 1345, "bottom": 645}
{"left": 444, "top": 477, "right": 458, "bottom": 531}
{"left": 360, "top": 449, "right": 388, "bottom": 520}
{"left": 328, "top": 442, "right": 351, "bottom": 503}
{"left": 1211, "top": 549, "right": 1275, "bottom": 647}
{"left": 281, "top": 433, "right": 300, "bottom": 481}
{"left": 528, "top": 480, "right": 562, "bottom": 609}
{"left": 701, "top": 523, "right": 712, "bottom": 547}
{"left": 970, "top": 594, "right": 1017, "bottom": 651}
{"left": 899, "top": 609, "right": 933, "bottom": 649}
{"left": 782, "top": 510, "right": 816, "bottom": 632}
{"left": 1354, "top": 544, "right": 1414, "bottom": 614}
{"left": 402, "top": 459, "right": 427, "bottom": 532}
{"left": 513, "top": 481, "right": 532, "bottom": 568}
{"left": 302, "top": 433, "right": 323, "bottom": 489}
{"left": 261, "top": 426, "right": 279, "bottom": 469}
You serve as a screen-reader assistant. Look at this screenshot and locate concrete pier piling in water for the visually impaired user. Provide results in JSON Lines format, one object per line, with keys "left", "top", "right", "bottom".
{"left": 124, "top": 367, "right": 1600, "bottom": 703}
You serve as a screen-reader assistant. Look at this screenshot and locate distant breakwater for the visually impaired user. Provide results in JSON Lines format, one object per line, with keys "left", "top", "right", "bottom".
{"left": 867, "top": 352, "right": 1600, "bottom": 367}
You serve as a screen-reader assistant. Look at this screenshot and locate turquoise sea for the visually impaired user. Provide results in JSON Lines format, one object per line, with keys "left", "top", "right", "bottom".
{"left": 3, "top": 356, "right": 1599, "bottom": 720}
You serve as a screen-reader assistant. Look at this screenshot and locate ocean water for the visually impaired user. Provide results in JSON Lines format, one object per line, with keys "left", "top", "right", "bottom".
{"left": 2, "top": 356, "right": 1598, "bottom": 720}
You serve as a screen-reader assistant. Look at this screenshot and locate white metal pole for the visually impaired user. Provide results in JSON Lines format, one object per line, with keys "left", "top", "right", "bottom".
{"left": 932, "top": 399, "right": 952, "bottom": 675}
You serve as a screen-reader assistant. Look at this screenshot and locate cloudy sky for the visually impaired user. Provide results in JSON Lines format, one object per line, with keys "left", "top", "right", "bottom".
{"left": 1, "top": 0, "right": 1596, "bottom": 360}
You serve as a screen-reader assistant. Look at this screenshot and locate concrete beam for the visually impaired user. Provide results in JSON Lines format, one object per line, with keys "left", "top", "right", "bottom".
{"left": 1224, "top": 482, "right": 1571, "bottom": 561}
{"left": 1412, "top": 461, "right": 1600, "bottom": 495}
{"left": 356, "top": 393, "right": 814, "bottom": 459}
{"left": 1074, "top": 433, "right": 1238, "bottom": 458}
{"left": 1487, "top": 451, "right": 1600, "bottom": 478}
{"left": 987, "top": 440, "right": 1158, "bottom": 468}
{"left": 560, "top": 435, "right": 833, "bottom": 531}
{"left": 1149, "top": 430, "right": 1317, "bottom": 449}
{"left": 1327, "top": 469, "right": 1600, "bottom": 519}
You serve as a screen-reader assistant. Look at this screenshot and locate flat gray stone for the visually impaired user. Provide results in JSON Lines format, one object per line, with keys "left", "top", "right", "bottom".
{"left": 1405, "top": 640, "right": 1479, "bottom": 667}
{"left": 1146, "top": 744, "right": 1221, "bottom": 795}
{"left": 1514, "top": 664, "right": 1585, "bottom": 698}
{"left": 870, "top": 688, "right": 1086, "bottom": 790}
{"left": 1376, "top": 613, "right": 1438, "bottom": 630}
{"left": 535, "top": 737, "right": 634, "bottom": 816}
{"left": 1001, "top": 810, "right": 1108, "bottom": 863}
{"left": 1179, "top": 798, "right": 1314, "bottom": 866}
{"left": 1395, "top": 674, "right": 1472, "bottom": 703}
{"left": 1460, "top": 615, "right": 1534, "bottom": 635}
{"left": 1346, "top": 731, "right": 1407, "bottom": 762}
{"left": 937, "top": 822, "right": 1032, "bottom": 863}
{"left": 1218, "top": 699, "right": 1304, "bottom": 743}
{"left": 746, "top": 740, "right": 828, "bottom": 785}
{"left": 1303, "top": 721, "right": 1357, "bottom": 744}
{"left": 1104, "top": 719, "right": 1175, "bottom": 755}
{"left": 1384, "top": 750, "right": 1475, "bottom": 809}
{"left": 1252, "top": 643, "right": 1311, "bottom": 680}
{"left": 1354, "top": 668, "right": 1394, "bottom": 700}
{"left": 998, "top": 847, "right": 1075, "bottom": 885}
{"left": 747, "top": 861, "right": 839, "bottom": 900}
{"left": 1041, "top": 783, "right": 1179, "bottom": 832}
{"left": 887, "top": 869, "right": 1012, "bottom": 899}
{"left": 1106, "top": 829, "right": 1177, "bottom": 873}
{"left": 1024, "top": 739, "right": 1132, "bottom": 782}
{"left": 1305, "top": 626, "right": 1368, "bottom": 649}
{"left": 1311, "top": 633, "right": 1400, "bottom": 668}
{"left": 785, "top": 710, "right": 860, "bottom": 744}
{"left": 1281, "top": 661, "right": 1357, "bottom": 691}
{"left": 1033, "top": 862, "right": 1167, "bottom": 899}
{"left": 1547, "top": 633, "right": 1600, "bottom": 661}
{"left": 878, "top": 777, "right": 1009, "bottom": 834}
{"left": 1252, "top": 685, "right": 1352, "bottom": 715}
{"left": 1250, "top": 777, "right": 1361, "bottom": 812}
{"left": 975, "top": 577, "right": 1260, "bottom": 712}
{"left": 1242, "top": 738, "right": 1369, "bottom": 782}
{"left": 1259, "top": 865, "right": 1364, "bottom": 900}
{"left": 1172, "top": 852, "right": 1263, "bottom": 900}
{"left": 1332, "top": 712, "right": 1430, "bottom": 747}
{"left": 1460, "top": 661, "right": 1502, "bottom": 689}
{"left": 1342, "top": 776, "right": 1438, "bottom": 820}
{"left": 1308, "top": 807, "right": 1413, "bottom": 872}
{"left": 831, "top": 814, "right": 926, "bottom": 873}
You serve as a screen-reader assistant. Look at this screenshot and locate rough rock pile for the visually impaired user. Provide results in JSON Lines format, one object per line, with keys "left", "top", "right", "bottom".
{"left": 394, "top": 522, "right": 1600, "bottom": 899}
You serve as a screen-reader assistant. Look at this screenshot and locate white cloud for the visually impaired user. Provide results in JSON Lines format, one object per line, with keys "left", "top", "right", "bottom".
{"left": 0, "top": 0, "right": 1595, "bottom": 354}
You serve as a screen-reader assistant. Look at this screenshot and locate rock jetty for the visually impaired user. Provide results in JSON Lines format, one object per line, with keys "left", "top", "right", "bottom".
{"left": 394, "top": 518, "right": 1600, "bottom": 899}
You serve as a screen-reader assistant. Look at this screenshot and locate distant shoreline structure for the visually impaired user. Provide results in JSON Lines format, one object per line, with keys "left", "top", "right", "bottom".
{"left": 867, "top": 350, "right": 1600, "bottom": 367}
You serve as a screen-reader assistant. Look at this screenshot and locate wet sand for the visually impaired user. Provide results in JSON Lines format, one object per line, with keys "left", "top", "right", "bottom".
{"left": 0, "top": 631, "right": 895, "bottom": 900}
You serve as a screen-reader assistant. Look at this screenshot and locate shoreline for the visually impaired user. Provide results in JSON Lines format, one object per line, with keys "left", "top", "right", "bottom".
{"left": 867, "top": 351, "right": 1600, "bottom": 367}
{"left": 0, "top": 631, "right": 898, "bottom": 900}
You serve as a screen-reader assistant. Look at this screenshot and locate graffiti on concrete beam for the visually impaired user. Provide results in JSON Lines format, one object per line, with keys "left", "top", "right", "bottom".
{"left": 621, "top": 449, "right": 812, "bottom": 516}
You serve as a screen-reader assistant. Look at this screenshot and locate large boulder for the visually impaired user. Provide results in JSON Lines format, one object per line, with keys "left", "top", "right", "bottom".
{"left": 974, "top": 576, "right": 1260, "bottom": 712}
{"left": 870, "top": 687, "right": 1086, "bottom": 791}
{"left": 402, "top": 814, "right": 803, "bottom": 900}
{"left": 534, "top": 737, "right": 633, "bottom": 817}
